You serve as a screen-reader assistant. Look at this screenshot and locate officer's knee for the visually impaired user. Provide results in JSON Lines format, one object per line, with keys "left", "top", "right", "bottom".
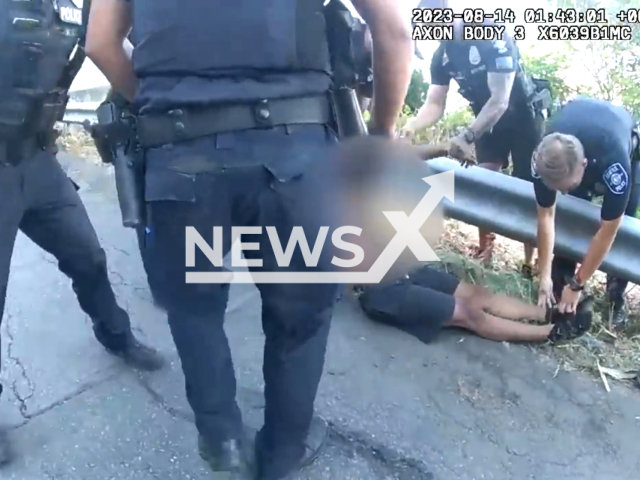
{"left": 261, "top": 285, "right": 337, "bottom": 345}
{"left": 62, "top": 246, "right": 108, "bottom": 278}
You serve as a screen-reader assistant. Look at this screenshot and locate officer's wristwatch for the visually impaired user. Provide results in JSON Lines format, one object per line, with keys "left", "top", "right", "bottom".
{"left": 462, "top": 128, "right": 476, "bottom": 144}
{"left": 568, "top": 275, "right": 585, "bottom": 292}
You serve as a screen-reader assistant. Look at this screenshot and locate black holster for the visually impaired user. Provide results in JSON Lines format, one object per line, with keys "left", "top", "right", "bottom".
{"left": 324, "top": 0, "right": 369, "bottom": 138}
{"left": 530, "top": 77, "right": 553, "bottom": 117}
{"left": 94, "top": 101, "right": 146, "bottom": 228}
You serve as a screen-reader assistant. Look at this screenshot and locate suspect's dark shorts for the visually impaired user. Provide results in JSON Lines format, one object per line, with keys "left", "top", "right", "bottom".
{"left": 358, "top": 266, "right": 460, "bottom": 343}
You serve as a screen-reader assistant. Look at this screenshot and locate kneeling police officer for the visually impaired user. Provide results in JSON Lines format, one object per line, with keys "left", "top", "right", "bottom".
{"left": 532, "top": 97, "right": 640, "bottom": 329}
{"left": 86, "top": 0, "right": 412, "bottom": 478}
{"left": 0, "top": 0, "right": 164, "bottom": 466}
{"left": 403, "top": 6, "right": 549, "bottom": 272}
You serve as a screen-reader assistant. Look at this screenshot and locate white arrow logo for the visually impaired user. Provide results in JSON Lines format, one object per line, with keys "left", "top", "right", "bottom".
{"left": 186, "top": 170, "right": 455, "bottom": 284}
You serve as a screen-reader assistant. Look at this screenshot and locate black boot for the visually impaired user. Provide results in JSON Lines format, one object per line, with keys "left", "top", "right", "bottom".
{"left": 609, "top": 298, "right": 628, "bottom": 331}
{"left": 547, "top": 296, "right": 594, "bottom": 343}
{"left": 95, "top": 327, "right": 165, "bottom": 372}
{"left": 256, "top": 415, "right": 328, "bottom": 480}
{"left": 198, "top": 434, "right": 255, "bottom": 478}
{"left": 0, "top": 429, "right": 11, "bottom": 466}
{"left": 0, "top": 384, "right": 10, "bottom": 466}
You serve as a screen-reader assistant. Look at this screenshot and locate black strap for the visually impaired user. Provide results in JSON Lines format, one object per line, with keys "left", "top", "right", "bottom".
{"left": 58, "top": 0, "right": 90, "bottom": 93}
{"left": 79, "top": 0, "right": 91, "bottom": 49}
{"left": 136, "top": 95, "right": 334, "bottom": 148}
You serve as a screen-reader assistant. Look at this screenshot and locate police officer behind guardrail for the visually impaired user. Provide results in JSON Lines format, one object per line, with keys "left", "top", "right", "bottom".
{"left": 0, "top": 0, "right": 166, "bottom": 466}
{"left": 401, "top": 0, "right": 551, "bottom": 276}
{"left": 85, "top": 0, "right": 412, "bottom": 478}
{"left": 532, "top": 97, "right": 640, "bottom": 331}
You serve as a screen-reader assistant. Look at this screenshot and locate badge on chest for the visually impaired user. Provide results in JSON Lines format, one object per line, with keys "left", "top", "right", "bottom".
{"left": 468, "top": 46, "right": 481, "bottom": 65}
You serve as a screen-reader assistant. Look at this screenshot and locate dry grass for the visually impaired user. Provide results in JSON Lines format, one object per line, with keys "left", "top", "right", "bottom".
{"left": 55, "top": 124, "right": 100, "bottom": 159}
{"left": 438, "top": 219, "right": 640, "bottom": 385}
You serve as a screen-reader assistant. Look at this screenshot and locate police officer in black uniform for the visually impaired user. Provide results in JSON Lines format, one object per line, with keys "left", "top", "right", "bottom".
{"left": 89, "top": 85, "right": 164, "bottom": 306}
{"left": 85, "top": 0, "right": 412, "bottom": 478}
{"left": 402, "top": 19, "right": 546, "bottom": 272}
{"left": 532, "top": 97, "right": 640, "bottom": 329}
{"left": 0, "top": 0, "right": 165, "bottom": 466}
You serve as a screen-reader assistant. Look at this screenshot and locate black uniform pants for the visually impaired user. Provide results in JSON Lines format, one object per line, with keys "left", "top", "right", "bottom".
{"left": 552, "top": 160, "right": 640, "bottom": 303}
{"left": 142, "top": 125, "right": 339, "bottom": 466}
{"left": 0, "top": 151, "right": 132, "bottom": 388}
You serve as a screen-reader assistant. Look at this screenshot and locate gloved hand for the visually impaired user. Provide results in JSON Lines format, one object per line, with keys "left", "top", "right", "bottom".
{"left": 446, "top": 136, "right": 476, "bottom": 167}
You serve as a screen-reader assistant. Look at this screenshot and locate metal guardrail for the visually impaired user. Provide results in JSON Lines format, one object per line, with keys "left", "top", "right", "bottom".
{"left": 425, "top": 158, "right": 640, "bottom": 285}
{"left": 63, "top": 103, "right": 99, "bottom": 124}
{"left": 59, "top": 107, "right": 640, "bottom": 285}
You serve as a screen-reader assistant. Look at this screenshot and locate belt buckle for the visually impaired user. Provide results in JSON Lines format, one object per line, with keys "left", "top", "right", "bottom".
{"left": 252, "top": 100, "right": 272, "bottom": 129}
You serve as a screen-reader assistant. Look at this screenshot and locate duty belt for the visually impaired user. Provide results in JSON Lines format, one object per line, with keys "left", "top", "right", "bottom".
{"left": 136, "top": 94, "right": 334, "bottom": 149}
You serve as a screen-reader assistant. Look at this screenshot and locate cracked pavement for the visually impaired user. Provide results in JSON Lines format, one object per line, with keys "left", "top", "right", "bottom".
{"left": 1, "top": 153, "right": 640, "bottom": 479}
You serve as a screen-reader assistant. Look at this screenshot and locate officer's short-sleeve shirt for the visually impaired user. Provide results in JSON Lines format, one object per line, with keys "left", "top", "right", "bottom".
{"left": 429, "top": 43, "right": 452, "bottom": 87}
{"left": 428, "top": 34, "right": 524, "bottom": 117}
{"left": 533, "top": 98, "right": 635, "bottom": 221}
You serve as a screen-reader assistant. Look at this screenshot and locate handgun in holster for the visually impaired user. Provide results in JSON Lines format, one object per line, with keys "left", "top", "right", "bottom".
{"left": 323, "top": 0, "right": 369, "bottom": 138}
{"left": 93, "top": 101, "right": 145, "bottom": 228}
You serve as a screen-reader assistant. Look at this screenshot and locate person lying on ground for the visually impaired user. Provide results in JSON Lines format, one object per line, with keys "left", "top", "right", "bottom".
{"left": 357, "top": 264, "right": 593, "bottom": 344}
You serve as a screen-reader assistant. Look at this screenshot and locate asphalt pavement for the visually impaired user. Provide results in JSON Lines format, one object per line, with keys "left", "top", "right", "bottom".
{"left": 1, "top": 154, "right": 639, "bottom": 480}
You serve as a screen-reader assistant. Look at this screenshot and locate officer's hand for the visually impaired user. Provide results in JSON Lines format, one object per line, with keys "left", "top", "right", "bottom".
{"left": 558, "top": 285, "right": 581, "bottom": 314}
{"left": 397, "top": 123, "right": 417, "bottom": 143}
{"left": 537, "top": 276, "right": 555, "bottom": 309}
{"left": 448, "top": 135, "right": 477, "bottom": 168}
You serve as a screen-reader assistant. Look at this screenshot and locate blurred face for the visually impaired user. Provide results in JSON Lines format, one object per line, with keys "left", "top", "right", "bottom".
{"left": 543, "top": 157, "right": 588, "bottom": 194}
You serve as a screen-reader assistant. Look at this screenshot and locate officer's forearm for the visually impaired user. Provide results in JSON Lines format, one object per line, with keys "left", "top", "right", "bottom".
{"left": 576, "top": 228, "right": 618, "bottom": 284}
{"left": 406, "top": 102, "right": 445, "bottom": 132}
{"left": 415, "top": 143, "right": 449, "bottom": 160}
{"left": 537, "top": 212, "right": 555, "bottom": 279}
{"left": 468, "top": 98, "right": 509, "bottom": 137}
{"left": 88, "top": 46, "right": 137, "bottom": 103}
{"left": 364, "top": 9, "right": 412, "bottom": 134}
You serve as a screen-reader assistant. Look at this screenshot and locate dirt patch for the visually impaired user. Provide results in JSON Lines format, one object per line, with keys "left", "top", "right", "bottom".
{"left": 438, "top": 219, "right": 640, "bottom": 386}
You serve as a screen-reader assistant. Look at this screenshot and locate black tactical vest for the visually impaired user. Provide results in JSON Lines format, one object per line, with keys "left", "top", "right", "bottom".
{"left": 0, "top": 0, "right": 84, "bottom": 140}
{"left": 132, "top": 0, "right": 333, "bottom": 111}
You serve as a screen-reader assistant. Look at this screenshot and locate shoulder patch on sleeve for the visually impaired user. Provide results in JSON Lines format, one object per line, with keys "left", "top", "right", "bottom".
{"left": 602, "top": 162, "right": 629, "bottom": 195}
{"left": 492, "top": 40, "right": 507, "bottom": 53}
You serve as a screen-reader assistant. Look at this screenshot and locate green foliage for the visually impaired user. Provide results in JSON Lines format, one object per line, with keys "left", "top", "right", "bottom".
{"left": 520, "top": 48, "right": 573, "bottom": 103}
{"left": 404, "top": 69, "right": 429, "bottom": 114}
{"left": 397, "top": 105, "right": 474, "bottom": 143}
{"left": 544, "top": 0, "right": 640, "bottom": 116}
